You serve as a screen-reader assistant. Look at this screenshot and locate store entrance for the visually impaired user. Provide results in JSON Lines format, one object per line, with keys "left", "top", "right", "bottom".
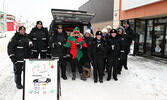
{"left": 135, "top": 20, "right": 145, "bottom": 54}
{"left": 152, "top": 24, "right": 167, "bottom": 57}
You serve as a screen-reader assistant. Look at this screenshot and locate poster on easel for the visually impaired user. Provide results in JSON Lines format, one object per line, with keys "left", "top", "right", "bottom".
{"left": 23, "top": 59, "right": 60, "bottom": 100}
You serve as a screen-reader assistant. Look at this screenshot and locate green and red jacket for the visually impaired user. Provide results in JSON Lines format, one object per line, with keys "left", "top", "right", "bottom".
{"left": 65, "top": 36, "right": 87, "bottom": 61}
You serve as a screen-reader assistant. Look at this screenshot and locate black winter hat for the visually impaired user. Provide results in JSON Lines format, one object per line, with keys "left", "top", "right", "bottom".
{"left": 19, "top": 26, "right": 26, "bottom": 31}
{"left": 36, "top": 21, "right": 43, "bottom": 25}
{"left": 96, "top": 31, "right": 102, "bottom": 36}
{"left": 57, "top": 25, "right": 63, "bottom": 29}
{"left": 110, "top": 29, "right": 117, "bottom": 34}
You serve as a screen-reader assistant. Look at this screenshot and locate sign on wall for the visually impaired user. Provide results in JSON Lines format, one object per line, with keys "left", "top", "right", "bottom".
{"left": 122, "top": 0, "right": 163, "bottom": 11}
{"left": 23, "top": 59, "right": 60, "bottom": 100}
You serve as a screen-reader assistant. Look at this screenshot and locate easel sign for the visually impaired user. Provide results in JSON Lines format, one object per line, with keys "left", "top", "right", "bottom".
{"left": 23, "top": 59, "right": 60, "bottom": 100}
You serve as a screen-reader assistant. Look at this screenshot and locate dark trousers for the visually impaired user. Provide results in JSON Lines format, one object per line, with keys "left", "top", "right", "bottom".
{"left": 92, "top": 56, "right": 104, "bottom": 81}
{"left": 103, "top": 58, "right": 108, "bottom": 72}
{"left": 107, "top": 57, "right": 119, "bottom": 79}
{"left": 71, "top": 58, "right": 83, "bottom": 74}
{"left": 13, "top": 63, "right": 23, "bottom": 85}
{"left": 123, "top": 53, "right": 128, "bottom": 68}
{"left": 32, "top": 52, "right": 46, "bottom": 59}
{"left": 59, "top": 58, "right": 67, "bottom": 76}
{"left": 118, "top": 60, "right": 123, "bottom": 73}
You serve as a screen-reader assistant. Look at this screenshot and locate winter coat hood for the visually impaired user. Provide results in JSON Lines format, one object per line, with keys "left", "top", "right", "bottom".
{"left": 116, "top": 26, "right": 126, "bottom": 35}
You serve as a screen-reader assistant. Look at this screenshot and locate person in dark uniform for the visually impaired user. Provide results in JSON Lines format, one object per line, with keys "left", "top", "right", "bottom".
{"left": 107, "top": 29, "right": 120, "bottom": 81}
{"left": 82, "top": 29, "right": 93, "bottom": 78}
{"left": 29, "top": 21, "right": 49, "bottom": 59}
{"left": 48, "top": 25, "right": 68, "bottom": 80}
{"left": 101, "top": 28, "right": 109, "bottom": 75}
{"left": 117, "top": 26, "right": 128, "bottom": 74}
{"left": 124, "top": 20, "right": 135, "bottom": 69}
{"left": 88, "top": 31, "right": 107, "bottom": 83}
{"left": 8, "top": 26, "right": 30, "bottom": 89}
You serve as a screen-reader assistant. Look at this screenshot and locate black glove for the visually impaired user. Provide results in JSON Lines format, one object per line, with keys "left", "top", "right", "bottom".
{"left": 10, "top": 56, "right": 17, "bottom": 64}
{"left": 77, "top": 45, "right": 82, "bottom": 49}
{"left": 99, "top": 45, "right": 104, "bottom": 50}
{"left": 52, "top": 43, "right": 61, "bottom": 48}
{"left": 119, "top": 52, "right": 125, "bottom": 61}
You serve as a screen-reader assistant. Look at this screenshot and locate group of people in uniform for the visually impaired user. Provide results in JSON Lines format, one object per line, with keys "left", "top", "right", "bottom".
{"left": 7, "top": 20, "right": 135, "bottom": 89}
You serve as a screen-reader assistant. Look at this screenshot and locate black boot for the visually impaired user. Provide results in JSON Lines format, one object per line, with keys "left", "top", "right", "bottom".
{"left": 62, "top": 75, "right": 67, "bottom": 80}
{"left": 107, "top": 77, "right": 111, "bottom": 81}
{"left": 113, "top": 77, "right": 118, "bottom": 81}
{"left": 16, "top": 84, "right": 23, "bottom": 89}
{"left": 94, "top": 79, "right": 97, "bottom": 83}
{"left": 124, "top": 66, "right": 128, "bottom": 70}
{"left": 80, "top": 74, "right": 86, "bottom": 81}
{"left": 16, "top": 74, "right": 23, "bottom": 89}
{"left": 72, "top": 73, "right": 76, "bottom": 80}
{"left": 99, "top": 80, "right": 103, "bottom": 83}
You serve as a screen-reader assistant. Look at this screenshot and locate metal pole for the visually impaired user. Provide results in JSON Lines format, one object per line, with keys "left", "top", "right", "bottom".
{"left": 3, "top": 0, "right": 6, "bottom": 33}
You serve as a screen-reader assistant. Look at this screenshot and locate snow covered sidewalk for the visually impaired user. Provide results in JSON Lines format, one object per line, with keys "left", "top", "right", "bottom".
{"left": 61, "top": 56, "right": 167, "bottom": 100}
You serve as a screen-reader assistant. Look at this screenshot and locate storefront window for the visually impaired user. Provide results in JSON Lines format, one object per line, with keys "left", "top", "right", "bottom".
{"left": 136, "top": 20, "right": 145, "bottom": 54}
{"left": 152, "top": 25, "right": 164, "bottom": 56}
{"left": 165, "top": 27, "right": 167, "bottom": 57}
{"left": 146, "top": 20, "right": 153, "bottom": 55}
{"left": 155, "top": 18, "right": 167, "bottom": 24}
{"left": 129, "top": 19, "right": 135, "bottom": 30}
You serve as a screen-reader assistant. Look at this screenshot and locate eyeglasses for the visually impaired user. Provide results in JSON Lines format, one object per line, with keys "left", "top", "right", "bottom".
{"left": 74, "top": 32, "right": 79, "bottom": 34}
{"left": 58, "top": 28, "right": 63, "bottom": 29}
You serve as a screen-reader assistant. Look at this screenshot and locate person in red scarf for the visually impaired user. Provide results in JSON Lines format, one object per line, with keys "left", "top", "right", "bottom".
{"left": 65, "top": 27, "right": 87, "bottom": 81}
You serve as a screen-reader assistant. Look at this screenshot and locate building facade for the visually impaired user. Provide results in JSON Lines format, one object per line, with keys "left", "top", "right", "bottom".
{"left": 7, "top": 14, "right": 17, "bottom": 31}
{"left": 118, "top": 0, "right": 167, "bottom": 58}
{"left": 79, "top": 0, "right": 114, "bottom": 33}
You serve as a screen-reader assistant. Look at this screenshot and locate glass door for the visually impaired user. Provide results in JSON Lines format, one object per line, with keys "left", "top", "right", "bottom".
{"left": 152, "top": 25, "right": 165, "bottom": 56}
{"left": 136, "top": 20, "right": 145, "bottom": 54}
{"left": 146, "top": 20, "right": 153, "bottom": 55}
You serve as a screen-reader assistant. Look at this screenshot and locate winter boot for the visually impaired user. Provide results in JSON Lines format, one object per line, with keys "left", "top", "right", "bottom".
{"left": 99, "top": 80, "right": 103, "bottom": 83}
{"left": 107, "top": 77, "right": 111, "bottom": 81}
{"left": 94, "top": 79, "right": 97, "bottom": 83}
{"left": 72, "top": 73, "right": 76, "bottom": 80}
{"left": 113, "top": 77, "right": 118, "bottom": 81}
{"left": 16, "top": 84, "right": 23, "bottom": 89}
{"left": 124, "top": 66, "right": 128, "bottom": 70}
{"left": 80, "top": 73, "right": 86, "bottom": 81}
{"left": 62, "top": 75, "right": 67, "bottom": 80}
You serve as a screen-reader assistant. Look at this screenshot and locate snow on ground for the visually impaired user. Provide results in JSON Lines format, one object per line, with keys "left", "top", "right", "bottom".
{"left": 0, "top": 30, "right": 167, "bottom": 100}
{"left": 60, "top": 56, "right": 167, "bottom": 100}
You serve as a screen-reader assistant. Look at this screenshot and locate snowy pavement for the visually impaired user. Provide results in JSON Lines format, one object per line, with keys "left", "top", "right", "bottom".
{"left": 0, "top": 31, "right": 167, "bottom": 100}
{"left": 60, "top": 56, "right": 167, "bottom": 100}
